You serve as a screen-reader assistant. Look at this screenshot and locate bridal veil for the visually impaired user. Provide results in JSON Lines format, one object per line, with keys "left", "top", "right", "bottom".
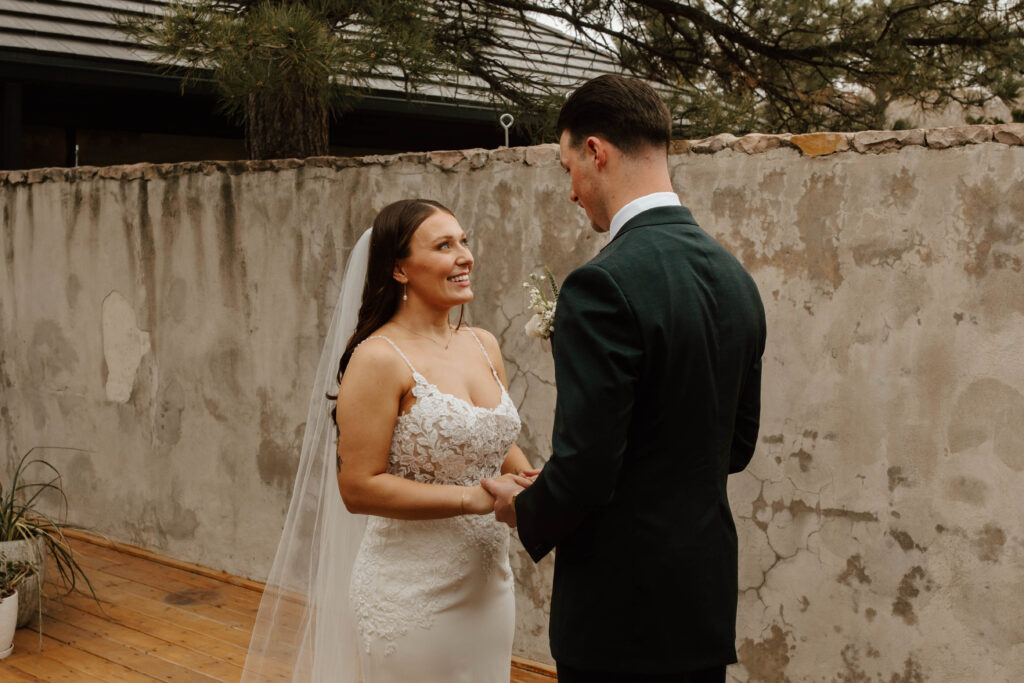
{"left": 241, "top": 228, "right": 372, "bottom": 682}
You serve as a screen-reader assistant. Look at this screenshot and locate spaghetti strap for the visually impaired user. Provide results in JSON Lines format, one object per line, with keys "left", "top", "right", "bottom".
{"left": 365, "top": 335, "right": 420, "bottom": 377}
{"left": 465, "top": 328, "right": 500, "bottom": 380}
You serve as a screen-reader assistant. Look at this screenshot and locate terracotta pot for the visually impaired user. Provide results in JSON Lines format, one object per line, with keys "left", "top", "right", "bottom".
{"left": 0, "top": 539, "right": 46, "bottom": 628}
{"left": 0, "top": 589, "right": 16, "bottom": 659}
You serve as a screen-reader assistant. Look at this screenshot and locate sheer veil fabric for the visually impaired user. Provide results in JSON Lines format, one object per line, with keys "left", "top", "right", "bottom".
{"left": 241, "top": 229, "right": 372, "bottom": 682}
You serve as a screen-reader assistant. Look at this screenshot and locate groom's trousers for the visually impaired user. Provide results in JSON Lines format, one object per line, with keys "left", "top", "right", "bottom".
{"left": 556, "top": 662, "right": 726, "bottom": 683}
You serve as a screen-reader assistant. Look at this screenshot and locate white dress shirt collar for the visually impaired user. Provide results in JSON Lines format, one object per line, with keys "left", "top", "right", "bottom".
{"left": 608, "top": 192, "right": 682, "bottom": 241}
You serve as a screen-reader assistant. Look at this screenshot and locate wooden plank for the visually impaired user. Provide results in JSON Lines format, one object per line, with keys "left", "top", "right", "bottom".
{"left": 43, "top": 602, "right": 234, "bottom": 671}
{"left": 41, "top": 600, "right": 241, "bottom": 673}
{"left": 49, "top": 592, "right": 252, "bottom": 664}
{"left": 46, "top": 567, "right": 255, "bottom": 652}
{"left": 0, "top": 662, "right": 47, "bottom": 682}
{"left": 0, "top": 630, "right": 50, "bottom": 681}
{"left": 37, "top": 608, "right": 237, "bottom": 681}
{"left": 2, "top": 627, "right": 50, "bottom": 664}
{"left": 64, "top": 542, "right": 131, "bottom": 573}
{"left": 23, "top": 640, "right": 152, "bottom": 682}
{"left": 1, "top": 629, "right": 108, "bottom": 682}
{"left": 95, "top": 591, "right": 253, "bottom": 650}
{"left": 77, "top": 565, "right": 256, "bottom": 632}
{"left": 79, "top": 549, "right": 263, "bottom": 617}
{"left": 66, "top": 531, "right": 266, "bottom": 593}
{"left": 112, "top": 568, "right": 254, "bottom": 630}
{"left": 3, "top": 657, "right": 104, "bottom": 683}
{"left": 512, "top": 654, "right": 558, "bottom": 679}
{"left": 72, "top": 555, "right": 310, "bottom": 644}
{"left": 512, "top": 667, "right": 560, "bottom": 682}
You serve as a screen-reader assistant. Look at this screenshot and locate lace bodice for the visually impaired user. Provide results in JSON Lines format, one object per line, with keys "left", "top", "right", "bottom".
{"left": 366, "top": 332, "right": 521, "bottom": 486}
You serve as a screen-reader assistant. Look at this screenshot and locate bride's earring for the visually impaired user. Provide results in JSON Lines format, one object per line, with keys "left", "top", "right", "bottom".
{"left": 403, "top": 284, "right": 408, "bottom": 301}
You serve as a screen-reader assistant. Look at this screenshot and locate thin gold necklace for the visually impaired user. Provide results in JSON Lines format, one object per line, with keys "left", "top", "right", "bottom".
{"left": 392, "top": 321, "right": 454, "bottom": 350}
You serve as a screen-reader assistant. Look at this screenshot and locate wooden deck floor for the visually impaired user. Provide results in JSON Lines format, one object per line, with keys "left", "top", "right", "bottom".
{"left": 0, "top": 536, "right": 555, "bottom": 682}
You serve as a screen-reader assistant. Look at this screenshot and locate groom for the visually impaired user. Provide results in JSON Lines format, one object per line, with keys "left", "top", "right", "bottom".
{"left": 484, "top": 76, "right": 766, "bottom": 682}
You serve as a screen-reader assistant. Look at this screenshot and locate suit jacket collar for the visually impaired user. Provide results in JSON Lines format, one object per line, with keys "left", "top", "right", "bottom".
{"left": 608, "top": 205, "right": 698, "bottom": 245}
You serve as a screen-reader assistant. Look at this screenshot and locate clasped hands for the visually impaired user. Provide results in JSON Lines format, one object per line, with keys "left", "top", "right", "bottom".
{"left": 469, "top": 468, "right": 541, "bottom": 528}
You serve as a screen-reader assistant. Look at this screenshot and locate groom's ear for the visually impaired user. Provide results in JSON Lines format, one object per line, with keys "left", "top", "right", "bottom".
{"left": 585, "top": 136, "right": 609, "bottom": 171}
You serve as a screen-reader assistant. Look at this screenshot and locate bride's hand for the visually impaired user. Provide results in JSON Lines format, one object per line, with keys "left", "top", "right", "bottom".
{"left": 496, "top": 472, "right": 534, "bottom": 488}
{"left": 461, "top": 484, "right": 496, "bottom": 515}
{"left": 519, "top": 466, "right": 543, "bottom": 483}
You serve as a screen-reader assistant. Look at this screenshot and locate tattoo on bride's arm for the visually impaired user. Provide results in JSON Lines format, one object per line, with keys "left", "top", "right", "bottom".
{"left": 336, "top": 454, "right": 342, "bottom": 473}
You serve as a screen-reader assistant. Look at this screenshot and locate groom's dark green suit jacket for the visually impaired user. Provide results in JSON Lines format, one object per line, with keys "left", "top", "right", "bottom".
{"left": 515, "top": 205, "right": 766, "bottom": 674}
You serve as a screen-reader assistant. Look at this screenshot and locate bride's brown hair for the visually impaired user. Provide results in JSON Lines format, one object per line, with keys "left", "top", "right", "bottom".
{"left": 335, "top": 198, "right": 464, "bottom": 384}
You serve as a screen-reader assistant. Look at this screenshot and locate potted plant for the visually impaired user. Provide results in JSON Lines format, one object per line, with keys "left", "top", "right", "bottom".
{"left": 0, "top": 448, "right": 100, "bottom": 628}
{"left": 0, "top": 554, "right": 35, "bottom": 658}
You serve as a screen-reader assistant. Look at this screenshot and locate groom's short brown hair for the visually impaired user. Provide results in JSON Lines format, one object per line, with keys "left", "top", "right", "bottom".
{"left": 557, "top": 75, "right": 671, "bottom": 154}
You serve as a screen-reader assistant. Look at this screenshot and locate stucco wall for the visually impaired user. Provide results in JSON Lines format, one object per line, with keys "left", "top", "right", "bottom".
{"left": 1, "top": 124, "right": 1023, "bottom": 680}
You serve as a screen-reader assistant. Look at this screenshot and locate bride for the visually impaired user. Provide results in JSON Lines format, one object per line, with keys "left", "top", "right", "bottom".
{"left": 242, "top": 199, "right": 534, "bottom": 682}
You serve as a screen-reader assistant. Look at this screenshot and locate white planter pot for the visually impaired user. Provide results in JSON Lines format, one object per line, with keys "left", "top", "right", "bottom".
{"left": 0, "top": 538, "right": 46, "bottom": 628}
{"left": 0, "top": 589, "right": 17, "bottom": 659}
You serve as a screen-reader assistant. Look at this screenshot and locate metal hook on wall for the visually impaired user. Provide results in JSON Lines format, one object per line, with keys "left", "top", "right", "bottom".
{"left": 499, "top": 113, "right": 514, "bottom": 148}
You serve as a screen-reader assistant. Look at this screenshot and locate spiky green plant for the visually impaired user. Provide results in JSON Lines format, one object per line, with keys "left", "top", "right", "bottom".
{"left": 0, "top": 448, "right": 100, "bottom": 606}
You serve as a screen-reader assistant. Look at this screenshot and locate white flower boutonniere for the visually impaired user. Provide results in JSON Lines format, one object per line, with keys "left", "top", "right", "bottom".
{"left": 523, "top": 268, "right": 559, "bottom": 341}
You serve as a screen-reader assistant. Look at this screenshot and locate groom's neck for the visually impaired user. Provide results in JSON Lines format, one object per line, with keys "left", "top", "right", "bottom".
{"left": 602, "top": 151, "right": 675, "bottom": 220}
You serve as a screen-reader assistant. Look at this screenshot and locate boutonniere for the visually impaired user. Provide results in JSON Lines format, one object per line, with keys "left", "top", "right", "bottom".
{"left": 523, "top": 268, "right": 559, "bottom": 341}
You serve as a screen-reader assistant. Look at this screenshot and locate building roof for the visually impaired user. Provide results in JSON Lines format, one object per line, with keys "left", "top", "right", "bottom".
{"left": 0, "top": 0, "right": 621, "bottom": 114}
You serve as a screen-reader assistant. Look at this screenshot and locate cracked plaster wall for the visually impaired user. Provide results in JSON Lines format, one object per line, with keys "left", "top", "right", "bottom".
{"left": 1, "top": 124, "right": 1022, "bottom": 678}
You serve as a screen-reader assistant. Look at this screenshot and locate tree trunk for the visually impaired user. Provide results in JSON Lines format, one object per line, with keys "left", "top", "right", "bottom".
{"left": 245, "top": 87, "right": 329, "bottom": 160}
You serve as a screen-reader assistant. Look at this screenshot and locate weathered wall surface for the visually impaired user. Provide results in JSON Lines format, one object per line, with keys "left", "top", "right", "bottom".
{"left": 1, "top": 124, "right": 1023, "bottom": 680}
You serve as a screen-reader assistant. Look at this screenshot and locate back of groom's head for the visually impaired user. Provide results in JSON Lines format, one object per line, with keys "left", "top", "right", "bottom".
{"left": 557, "top": 75, "right": 671, "bottom": 154}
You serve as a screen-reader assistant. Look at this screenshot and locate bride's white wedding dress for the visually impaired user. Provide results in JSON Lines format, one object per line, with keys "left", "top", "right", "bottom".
{"left": 240, "top": 231, "right": 519, "bottom": 682}
{"left": 349, "top": 331, "right": 521, "bottom": 682}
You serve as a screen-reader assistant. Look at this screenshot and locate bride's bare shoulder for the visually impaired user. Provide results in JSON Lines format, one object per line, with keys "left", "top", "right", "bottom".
{"left": 345, "top": 335, "right": 409, "bottom": 380}
{"left": 464, "top": 326, "right": 503, "bottom": 358}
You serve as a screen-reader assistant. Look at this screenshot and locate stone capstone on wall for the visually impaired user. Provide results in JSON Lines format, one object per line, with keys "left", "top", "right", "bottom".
{"left": 2, "top": 124, "right": 1023, "bottom": 681}
{"left": 3, "top": 123, "right": 1023, "bottom": 187}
